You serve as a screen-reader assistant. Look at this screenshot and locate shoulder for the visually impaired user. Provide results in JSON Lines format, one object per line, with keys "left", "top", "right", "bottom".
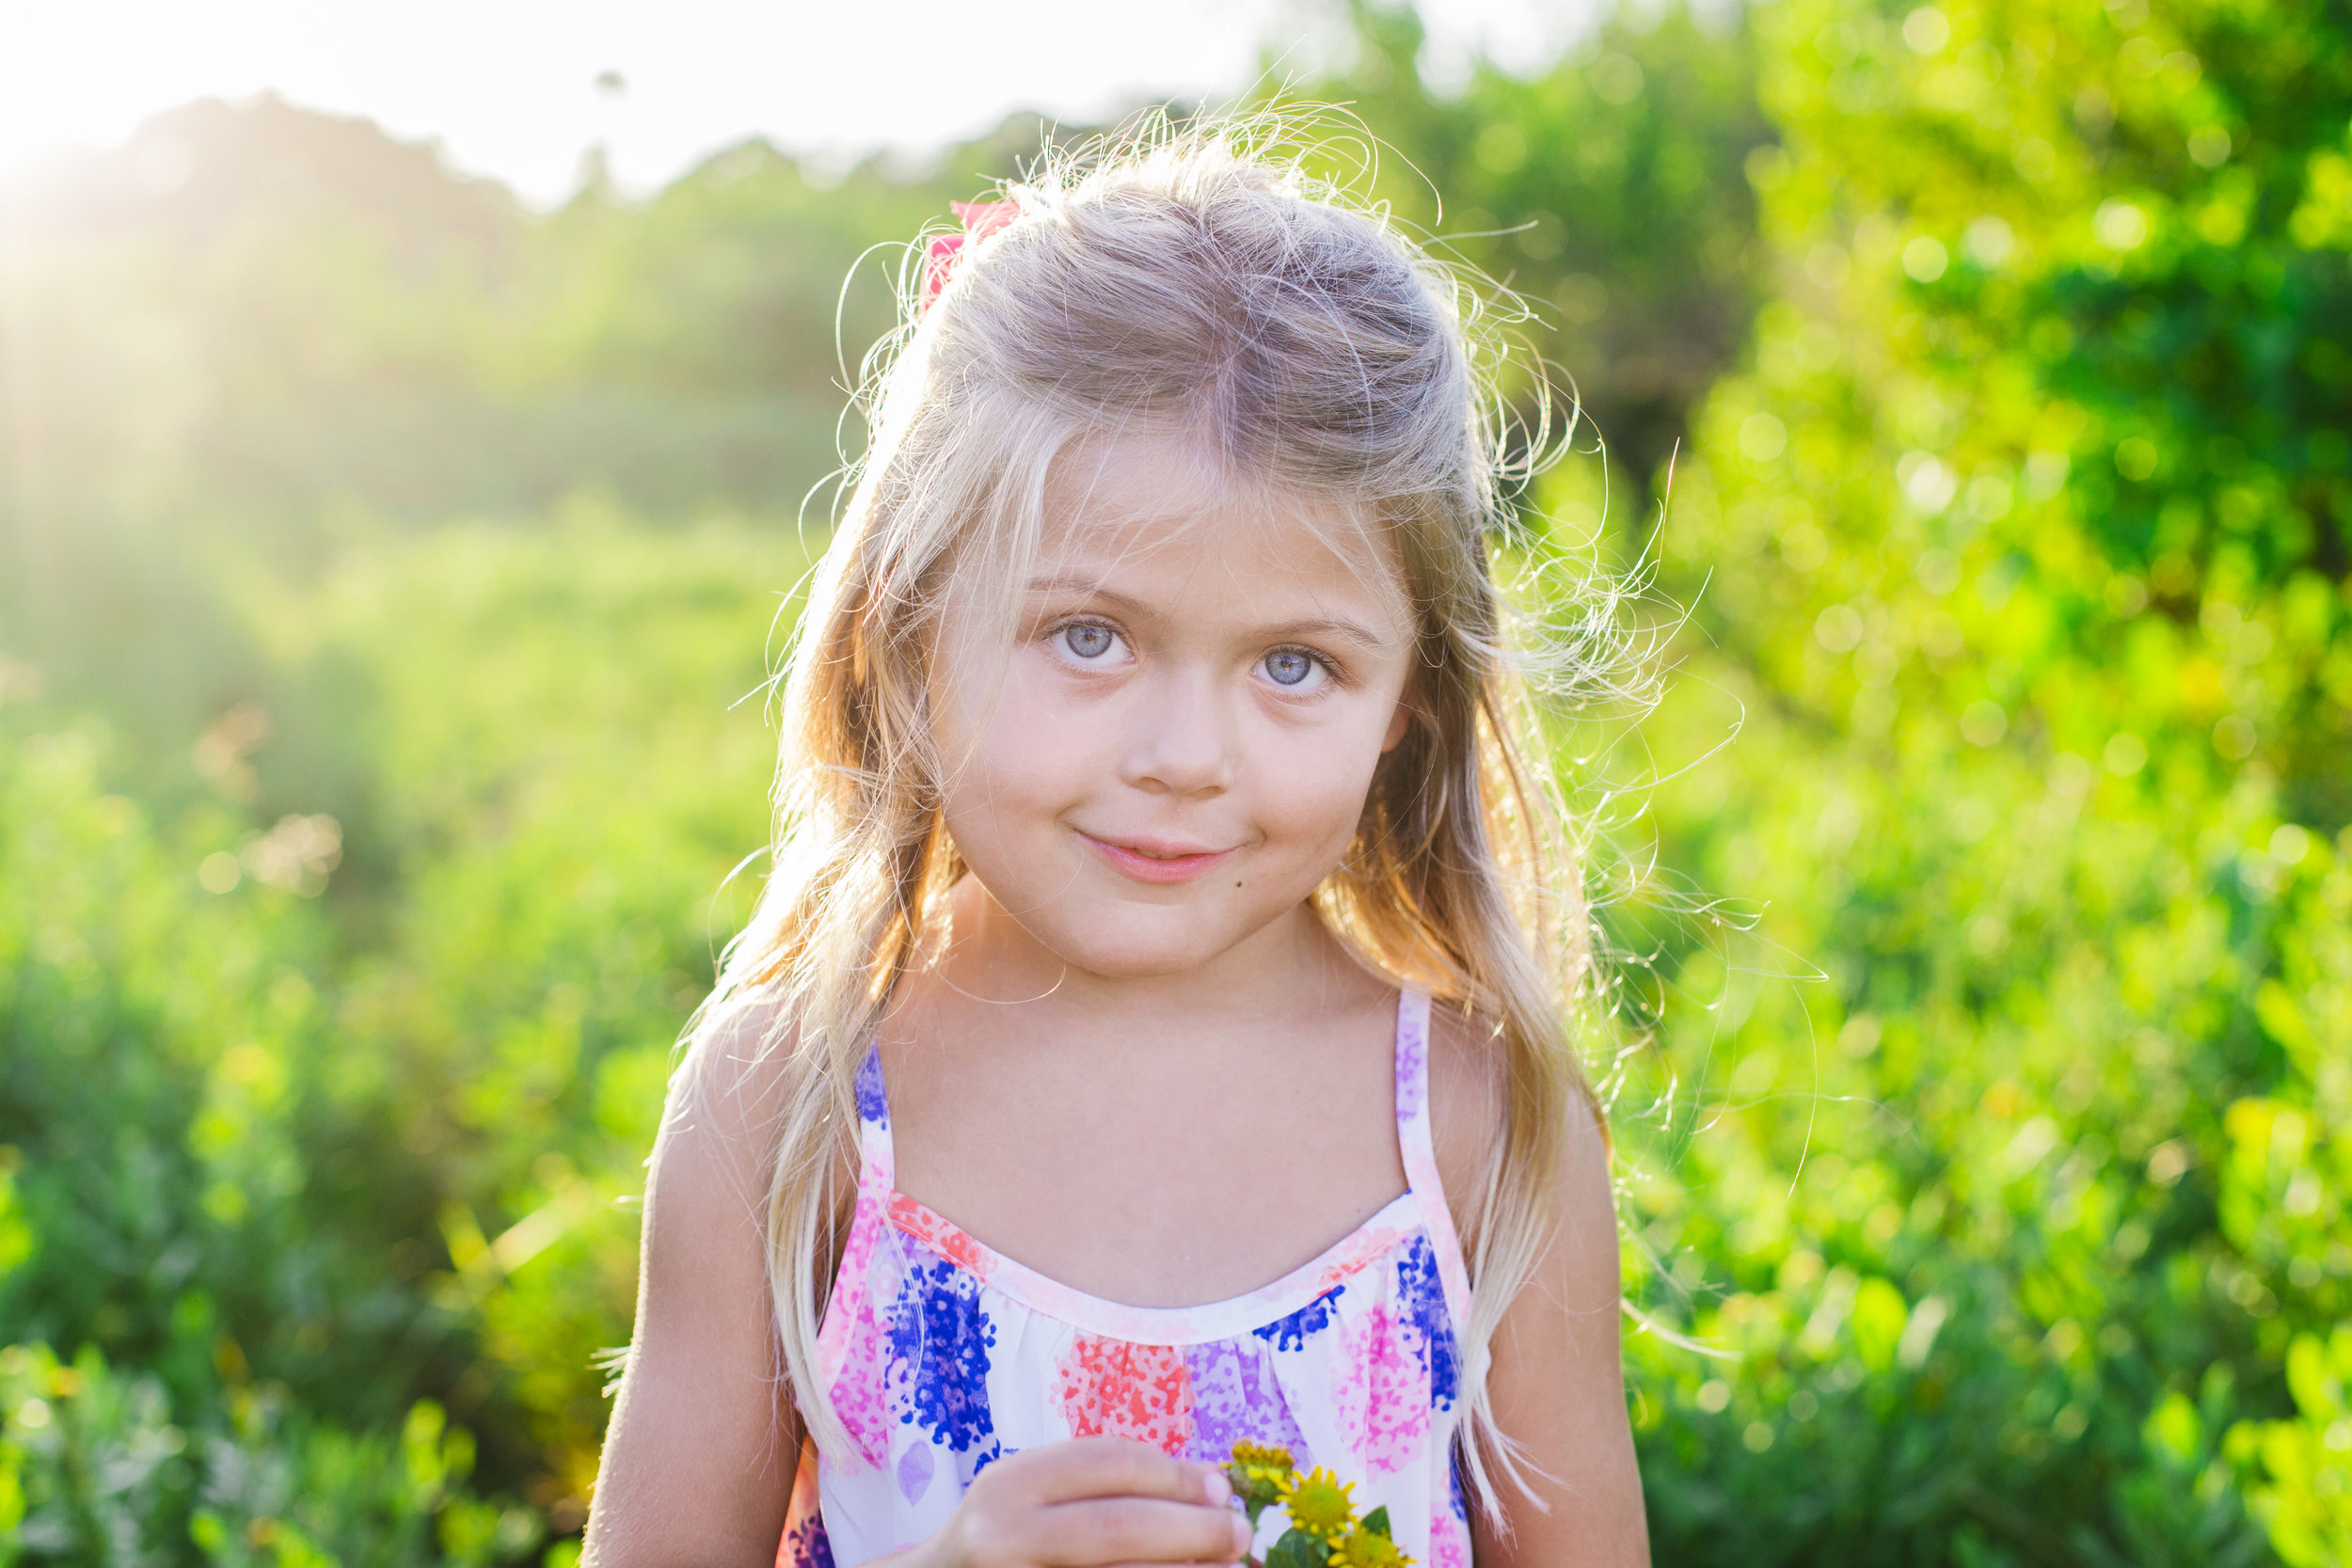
{"left": 1422, "top": 995, "right": 1610, "bottom": 1249}
{"left": 662, "top": 994, "right": 800, "bottom": 1191}
{"left": 662, "top": 991, "right": 867, "bottom": 1201}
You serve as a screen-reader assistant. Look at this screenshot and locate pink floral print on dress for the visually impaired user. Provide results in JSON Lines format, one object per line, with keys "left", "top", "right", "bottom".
{"left": 1054, "top": 1336, "right": 1195, "bottom": 1454}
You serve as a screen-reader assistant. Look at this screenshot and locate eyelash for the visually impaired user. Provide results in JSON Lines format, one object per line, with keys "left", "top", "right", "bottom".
{"left": 1045, "top": 620, "right": 1348, "bottom": 692}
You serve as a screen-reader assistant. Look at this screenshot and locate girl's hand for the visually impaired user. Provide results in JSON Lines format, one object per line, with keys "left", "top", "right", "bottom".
{"left": 906, "top": 1437, "right": 1250, "bottom": 1568}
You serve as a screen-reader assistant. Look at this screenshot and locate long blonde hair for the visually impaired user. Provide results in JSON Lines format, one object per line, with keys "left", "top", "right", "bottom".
{"left": 683, "top": 112, "right": 1601, "bottom": 1516}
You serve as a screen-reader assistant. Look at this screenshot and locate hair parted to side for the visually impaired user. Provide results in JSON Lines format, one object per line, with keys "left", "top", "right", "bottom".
{"left": 679, "top": 107, "right": 1613, "bottom": 1522}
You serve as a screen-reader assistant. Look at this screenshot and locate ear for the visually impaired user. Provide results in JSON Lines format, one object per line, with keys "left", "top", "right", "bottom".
{"left": 1380, "top": 700, "right": 1413, "bottom": 754}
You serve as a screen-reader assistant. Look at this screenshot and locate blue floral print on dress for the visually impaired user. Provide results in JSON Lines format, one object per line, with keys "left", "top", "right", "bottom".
{"left": 784, "top": 1515, "right": 835, "bottom": 1568}
{"left": 885, "top": 1258, "right": 1001, "bottom": 1461}
{"left": 1251, "top": 1284, "right": 1345, "bottom": 1351}
{"left": 1396, "top": 1232, "right": 1460, "bottom": 1408}
{"left": 855, "top": 1046, "right": 890, "bottom": 1129}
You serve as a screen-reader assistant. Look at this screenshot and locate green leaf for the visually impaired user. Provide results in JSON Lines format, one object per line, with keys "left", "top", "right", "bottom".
{"left": 1265, "top": 1528, "right": 1333, "bottom": 1568}
{"left": 1363, "top": 1505, "right": 1393, "bottom": 1539}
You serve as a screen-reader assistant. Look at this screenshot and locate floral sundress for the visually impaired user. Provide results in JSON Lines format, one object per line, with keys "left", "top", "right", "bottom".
{"left": 779, "top": 989, "right": 1476, "bottom": 1568}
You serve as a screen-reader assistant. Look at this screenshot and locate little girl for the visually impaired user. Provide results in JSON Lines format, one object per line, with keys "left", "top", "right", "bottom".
{"left": 585, "top": 119, "right": 1647, "bottom": 1568}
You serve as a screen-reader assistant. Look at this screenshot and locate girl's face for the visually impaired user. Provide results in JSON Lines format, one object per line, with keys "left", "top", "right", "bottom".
{"left": 930, "top": 439, "right": 1417, "bottom": 980}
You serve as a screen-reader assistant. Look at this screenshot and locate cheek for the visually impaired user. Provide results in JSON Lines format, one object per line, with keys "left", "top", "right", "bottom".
{"left": 943, "top": 663, "right": 1096, "bottom": 818}
{"left": 1250, "top": 716, "right": 1391, "bottom": 848}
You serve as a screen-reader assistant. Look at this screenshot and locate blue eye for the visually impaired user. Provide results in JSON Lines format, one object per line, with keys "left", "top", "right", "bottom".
{"left": 1061, "top": 624, "right": 1116, "bottom": 660}
{"left": 1263, "top": 648, "right": 1318, "bottom": 687}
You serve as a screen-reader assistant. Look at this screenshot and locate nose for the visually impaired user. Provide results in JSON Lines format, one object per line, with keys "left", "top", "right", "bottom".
{"left": 1118, "top": 666, "right": 1232, "bottom": 798}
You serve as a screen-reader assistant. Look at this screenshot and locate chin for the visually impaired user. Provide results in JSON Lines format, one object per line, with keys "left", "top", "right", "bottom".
{"left": 1034, "top": 908, "right": 1255, "bottom": 980}
{"left": 1056, "top": 931, "right": 1233, "bottom": 980}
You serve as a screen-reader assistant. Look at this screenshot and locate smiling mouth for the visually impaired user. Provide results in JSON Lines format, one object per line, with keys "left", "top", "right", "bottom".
{"left": 1079, "top": 832, "right": 1239, "bottom": 886}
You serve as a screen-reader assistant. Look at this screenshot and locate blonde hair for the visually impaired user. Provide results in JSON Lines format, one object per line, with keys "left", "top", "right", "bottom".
{"left": 683, "top": 112, "right": 1601, "bottom": 1518}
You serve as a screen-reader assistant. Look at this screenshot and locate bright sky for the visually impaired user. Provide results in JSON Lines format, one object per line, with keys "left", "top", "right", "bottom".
{"left": 0, "top": 0, "right": 1587, "bottom": 207}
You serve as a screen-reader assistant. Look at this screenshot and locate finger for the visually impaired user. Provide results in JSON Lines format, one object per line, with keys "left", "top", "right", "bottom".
{"left": 1036, "top": 1497, "right": 1252, "bottom": 1565}
{"left": 1023, "top": 1437, "right": 1229, "bottom": 1507}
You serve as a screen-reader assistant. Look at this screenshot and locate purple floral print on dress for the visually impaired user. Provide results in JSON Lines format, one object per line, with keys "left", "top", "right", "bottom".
{"left": 1180, "top": 1337, "right": 1313, "bottom": 1467}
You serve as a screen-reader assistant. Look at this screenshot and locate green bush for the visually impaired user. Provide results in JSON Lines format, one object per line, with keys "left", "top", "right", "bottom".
{"left": 0, "top": 1342, "right": 533, "bottom": 1567}
{"left": 1593, "top": 0, "right": 2351, "bottom": 1560}
{"left": 0, "top": 516, "right": 801, "bottom": 1547}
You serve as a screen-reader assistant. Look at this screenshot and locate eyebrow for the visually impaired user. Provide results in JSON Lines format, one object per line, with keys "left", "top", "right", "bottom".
{"left": 1024, "top": 574, "right": 1395, "bottom": 652}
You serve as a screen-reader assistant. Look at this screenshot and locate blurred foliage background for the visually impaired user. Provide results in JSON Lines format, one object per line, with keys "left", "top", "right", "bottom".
{"left": 1, "top": 0, "right": 2345, "bottom": 1561}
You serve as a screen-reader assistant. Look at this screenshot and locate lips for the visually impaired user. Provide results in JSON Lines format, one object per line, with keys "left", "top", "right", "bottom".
{"left": 1079, "top": 832, "right": 1239, "bottom": 885}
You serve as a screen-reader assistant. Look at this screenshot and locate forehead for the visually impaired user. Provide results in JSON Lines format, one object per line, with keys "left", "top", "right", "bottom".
{"left": 1037, "top": 436, "right": 1409, "bottom": 625}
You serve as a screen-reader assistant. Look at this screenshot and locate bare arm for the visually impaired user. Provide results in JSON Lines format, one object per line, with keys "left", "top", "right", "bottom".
{"left": 585, "top": 1013, "right": 803, "bottom": 1567}
{"left": 1428, "top": 1011, "right": 1650, "bottom": 1567}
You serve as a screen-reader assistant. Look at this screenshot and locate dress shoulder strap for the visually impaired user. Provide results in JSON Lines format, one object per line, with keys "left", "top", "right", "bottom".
{"left": 851, "top": 1041, "right": 896, "bottom": 1186}
{"left": 1392, "top": 988, "right": 1476, "bottom": 1333}
{"left": 815, "top": 1045, "right": 897, "bottom": 1432}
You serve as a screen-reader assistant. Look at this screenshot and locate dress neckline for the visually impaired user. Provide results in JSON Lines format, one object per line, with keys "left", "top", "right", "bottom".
{"left": 845, "top": 987, "right": 1473, "bottom": 1347}
{"left": 882, "top": 1186, "right": 1427, "bottom": 1344}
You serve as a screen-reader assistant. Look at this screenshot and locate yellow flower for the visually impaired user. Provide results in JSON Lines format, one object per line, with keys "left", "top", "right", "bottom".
{"left": 1226, "top": 1440, "right": 1295, "bottom": 1512}
{"left": 1276, "top": 1465, "right": 1358, "bottom": 1540}
{"left": 1230, "top": 1440, "right": 1295, "bottom": 1477}
{"left": 1328, "top": 1523, "right": 1415, "bottom": 1568}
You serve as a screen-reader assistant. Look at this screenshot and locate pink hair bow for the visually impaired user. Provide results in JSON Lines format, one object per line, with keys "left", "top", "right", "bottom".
{"left": 923, "top": 199, "right": 1019, "bottom": 309}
